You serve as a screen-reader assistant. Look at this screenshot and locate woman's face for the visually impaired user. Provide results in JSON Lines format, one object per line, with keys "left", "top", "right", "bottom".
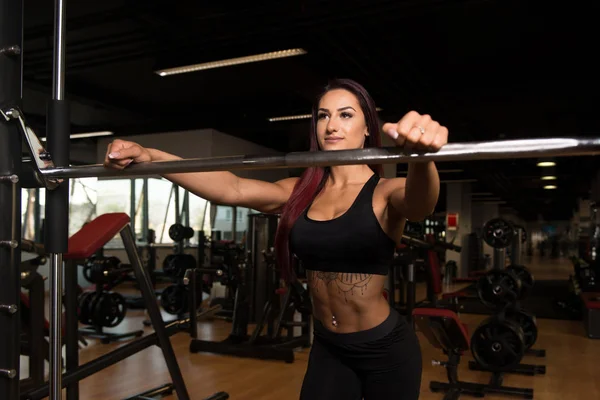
{"left": 316, "top": 89, "right": 368, "bottom": 151}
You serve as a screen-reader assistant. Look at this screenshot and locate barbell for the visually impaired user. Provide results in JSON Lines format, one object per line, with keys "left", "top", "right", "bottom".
{"left": 32, "top": 137, "right": 600, "bottom": 181}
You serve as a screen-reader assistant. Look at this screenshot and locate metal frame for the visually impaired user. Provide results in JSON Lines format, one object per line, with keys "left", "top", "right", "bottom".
{"left": 0, "top": 1, "right": 23, "bottom": 399}
{"left": 0, "top": 1, "right": 221, "bottom": 400}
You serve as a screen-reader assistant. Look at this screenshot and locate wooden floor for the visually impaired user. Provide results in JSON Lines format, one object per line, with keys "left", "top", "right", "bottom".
{"left": 23, "top": 255, "right": 600, "bottom": 399}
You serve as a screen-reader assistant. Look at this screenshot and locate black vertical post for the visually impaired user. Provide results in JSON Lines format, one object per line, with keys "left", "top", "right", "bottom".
{"left": 174, "top": 183, "right": 180, "bottom": 224}
{"left": 143, "top": 178, "right": 149, "bottom": 241}
{"left": 65, "top": 259, "right": 79, "bottom": 400}
{"left": 44, "top": 0, "right": 70, "bottom": 398}
{"left": 130, "top": 179, "right": 136, "bottom": 237}
{"left": 28, "top": 273, "right": 46, "bottom": 388}
{"left": 34, "top": 188, "right": 41, "bottom": 242}
{"left": 189, "top": 267, "right": 198, "bottom": 339}
{"left": 0, "top": 0, "right": 23, "bottom": 399}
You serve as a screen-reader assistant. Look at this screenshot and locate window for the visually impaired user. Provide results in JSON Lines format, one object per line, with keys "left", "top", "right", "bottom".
{"left": 235, "top": 207, "right": 257, "bottom": 243}
{"left": 188, "top": 192, "right": 210, "bottom": 245}
{"left": 213, "top": 205, "right": 233, "bottom": 240}
{"left": 96, "top": 179, "right": 132, "bottom": 248}
{"left": 21, "top": 189, "right": 38, "bottom": 241}
{"left": 147, "top": 178, "right": 177, "bottom": 243}
{"left": 69, "top": 178, "right": 98, "bottom": 237}
{"left": 132, "top": 178, "right": 146, "bottom": 241}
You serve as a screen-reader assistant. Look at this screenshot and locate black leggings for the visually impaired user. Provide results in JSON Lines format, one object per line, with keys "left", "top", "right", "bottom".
{"left": 300, "top": 308, "right": 422, "bottom": 400}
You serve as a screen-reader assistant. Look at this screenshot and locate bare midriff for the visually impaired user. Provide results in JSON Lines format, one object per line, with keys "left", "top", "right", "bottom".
{"left": 307, "top": 269, "right": 390, "bottom": 333}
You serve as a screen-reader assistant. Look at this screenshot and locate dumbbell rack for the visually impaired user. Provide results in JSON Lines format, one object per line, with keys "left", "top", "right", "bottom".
{"left": 78, "top": 256, "right": 144, "bottom": 344}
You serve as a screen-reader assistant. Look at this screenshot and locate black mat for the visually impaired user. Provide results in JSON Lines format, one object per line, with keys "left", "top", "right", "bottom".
{"left": 455, "top": 280, "right": 582, "bottom": 321}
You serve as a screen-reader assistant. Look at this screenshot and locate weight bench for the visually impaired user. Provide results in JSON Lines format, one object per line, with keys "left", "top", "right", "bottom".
{"left": 20, "top": 213, "right": 228, "bottom": 400}
{"left": 413, "top": 308, "right": 534, "bottom": 399}
{"left": 580, "top": 292, "right": 600, "bottom": 339}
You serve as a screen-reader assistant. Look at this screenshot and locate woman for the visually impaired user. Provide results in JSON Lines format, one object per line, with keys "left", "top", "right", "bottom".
{"left": 104, "top": 79, "right": 448, "bottom": 399}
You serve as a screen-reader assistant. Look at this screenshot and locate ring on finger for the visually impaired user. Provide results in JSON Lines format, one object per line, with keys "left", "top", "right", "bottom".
{"left": 415, "top": 125, "right": 426, "bottom": 135}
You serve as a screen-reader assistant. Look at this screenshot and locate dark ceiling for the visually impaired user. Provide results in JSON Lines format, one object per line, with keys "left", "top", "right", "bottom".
{"left": 17, "top": 0, "right": 600, "bottom": 222}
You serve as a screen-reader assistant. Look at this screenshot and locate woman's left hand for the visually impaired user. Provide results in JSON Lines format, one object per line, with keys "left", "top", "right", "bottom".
{"left": 382, "top": 111, "right": 448, "bottom": 152}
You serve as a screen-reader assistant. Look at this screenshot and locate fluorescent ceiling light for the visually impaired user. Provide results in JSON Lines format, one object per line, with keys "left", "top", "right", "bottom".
{"left": 441, "top": 179, "right": 477, "bottom": 183}
{"left": 269, "top": 108, "right": 383, "bottom": 122}
{"left": 537, "top": 161, "right": 556, "bottom": 167}
{"left": 268, "top": 113, "right": 312, "bottom": 122}
{"left": 543, "top": 185, "right": 557, "bottom": 189}
{"left": 541, "top": 176, "right": 557, "bottom": 180}
{"left": 41, "top": 131, "right": 114, "bottom": 141}
{"left": 156, "top": 48, "right": 307, "bottom": 76}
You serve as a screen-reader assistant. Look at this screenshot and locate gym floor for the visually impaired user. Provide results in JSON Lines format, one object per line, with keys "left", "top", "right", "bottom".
{"left": 26, "top": 255, "right": 599, "bottom": 399}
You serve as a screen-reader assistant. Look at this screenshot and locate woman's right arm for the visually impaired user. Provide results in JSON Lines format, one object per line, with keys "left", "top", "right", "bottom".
{"left": 103, "top": 139, "right": 298, "bottom": 214}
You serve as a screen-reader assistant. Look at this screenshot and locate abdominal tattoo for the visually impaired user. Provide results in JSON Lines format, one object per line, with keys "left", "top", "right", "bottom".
{"left": 307, "top": 271, "right": 373, "bottom": 302}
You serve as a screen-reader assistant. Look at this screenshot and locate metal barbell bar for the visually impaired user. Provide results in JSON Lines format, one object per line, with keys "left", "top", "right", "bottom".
{"left": 38, "top": 137, "right": 600, "bottom": 180}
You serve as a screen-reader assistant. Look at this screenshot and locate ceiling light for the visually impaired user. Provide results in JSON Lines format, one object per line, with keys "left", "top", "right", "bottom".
{"left": 544, "top": 185, "right": 557, "bottom": 189}
{"left": 268, "top": 114, "right": 312, "bottom": 122}
{"left": 537, "top": 161, "right": 556, "bottom": 167}
{"left": 41, "top": 131, "right": 114, "bottom": 141}
{"left": 541, "top": 176, "right": 557, "bottom": 180}
{"left": 441, "top": 179, "right": 477, "bottom": 183}
{"left": 268, "top": 108, "right": 383, "bottom": 122}
{"left": 155, "top": 48, "right": 307, "bottom": 76}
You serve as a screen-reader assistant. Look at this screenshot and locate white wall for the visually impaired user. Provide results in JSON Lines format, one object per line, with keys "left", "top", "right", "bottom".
{"left": 96, "top": 128, "right": 289, "bottom": 182}
{"left": 210, "top": 129, "right": 289, "bottom": 182}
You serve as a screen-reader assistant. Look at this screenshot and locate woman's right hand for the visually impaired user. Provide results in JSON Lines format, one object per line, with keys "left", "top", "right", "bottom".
{"left": 103, "top": 139, "right": 153, "bottom": 170}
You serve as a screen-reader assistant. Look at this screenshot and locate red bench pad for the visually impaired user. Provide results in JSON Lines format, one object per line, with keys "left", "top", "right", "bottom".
{"left": 581, "top": 292, "right": 600, "bottom": 310}
{"left": 65, "top": 213, "right": 130, "bottom": 260}
{"left": 413, "top": 307, "right": 470, "bottom": 351}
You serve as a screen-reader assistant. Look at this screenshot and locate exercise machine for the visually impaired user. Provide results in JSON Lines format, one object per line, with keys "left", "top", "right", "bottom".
{"left": 388, "top": 234, "right": 462, "bottom": 322}
{"left": 189, "top": 245, "right": 312, "bottom": 363}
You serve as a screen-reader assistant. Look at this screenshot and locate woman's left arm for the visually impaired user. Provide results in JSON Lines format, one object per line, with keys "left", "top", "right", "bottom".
{"left": 382, "top": 111, "right": 448, "bottom": 221}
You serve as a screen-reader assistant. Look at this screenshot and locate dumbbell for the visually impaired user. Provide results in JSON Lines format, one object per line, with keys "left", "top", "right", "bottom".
{"left": 169, "top": 223, "right": 194, "bottom": 242}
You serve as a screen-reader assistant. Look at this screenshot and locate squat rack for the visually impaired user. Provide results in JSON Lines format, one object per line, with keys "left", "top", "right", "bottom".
{"left": 1, "top": 1, "right": 600, "bottom": 400}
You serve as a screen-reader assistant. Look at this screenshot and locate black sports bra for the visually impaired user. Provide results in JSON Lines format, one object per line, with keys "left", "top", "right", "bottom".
{"left": 289, "top": 174, "right": 396, "bottom": 275}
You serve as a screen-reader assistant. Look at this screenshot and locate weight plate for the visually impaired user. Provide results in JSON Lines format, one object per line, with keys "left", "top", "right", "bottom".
{"left": 477, "top": 270, "right": 522, "bottom": 310}
{"left": 471, "top": 316, "right": 526, "bottom": 372}
{"left": 78, "top": 291, "right": 97, "bottom": 325}
{"left": 83, "top": 262, "right": 94, "bottom": 284}
{"left": 169, "top": 224, "right": 195, "bottom": 242}
{"left": 505, "top": 309, "right": 538, "bottom": 350}
{"left": 93, "top": 292, "right": 127, "bottom": 328}
{"left": 482, "top": 218, "right": 515, "bottom": 249}
{"left": 160, "top": 284, "right": 188, "bottom": 315}
{"left": 506, "top": 265, "right": 534, "bottom": 299}
{"left": 88, "top": 291, "right": 105, "bottom": 326}
{"left": 163, "top": 254, "right": 196, "bottom": 278}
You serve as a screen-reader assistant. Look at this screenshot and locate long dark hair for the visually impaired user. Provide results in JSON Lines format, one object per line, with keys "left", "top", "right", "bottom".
{"left": 274, "top": 78, "right": 383, "bottom": 282}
